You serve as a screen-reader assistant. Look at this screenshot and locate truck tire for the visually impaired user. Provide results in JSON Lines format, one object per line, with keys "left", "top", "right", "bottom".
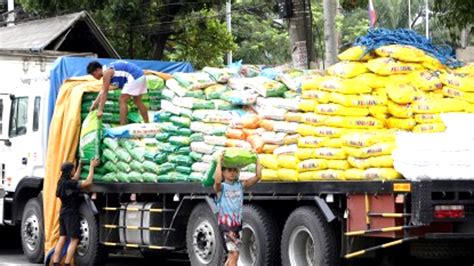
{"left": 281, "top": 206, "right": 339, "bottom": 266}
{"left": 240, "top": 204, "right": 279, "bottom": 266}
{"left": 186, "top": 202, "right": 225, "bottom": 266}
{"left": 75, "top": 202, "right": 107, "bottom": 266}
{"left": 21, "top": 198, "right": 44, "bottom": 263}
{"left": 411, "top": 239, "right": 474, "bottom": 259}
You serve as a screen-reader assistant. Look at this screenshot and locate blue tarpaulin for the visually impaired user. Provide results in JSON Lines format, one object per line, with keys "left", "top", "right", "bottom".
{"left": 47, "top": 57, "right": 193, "bottom": 127}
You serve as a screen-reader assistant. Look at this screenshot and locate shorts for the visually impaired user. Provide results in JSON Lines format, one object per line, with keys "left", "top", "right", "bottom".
{"left": 59, "top": 214, "right": 81, "bottom": 239}
{"left": 223, "top": 230, "right": 242, "bottom": 252}
{"left": 122, "top": 75, "right": 147, "bottom": 96}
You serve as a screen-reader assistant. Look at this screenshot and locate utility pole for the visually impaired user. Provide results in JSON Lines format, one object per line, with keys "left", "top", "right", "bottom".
{"left": 226, "top": 0, "right": 232, "bottom": 65}
{"left": 7, "top": 0, "right": 14, "bottom": 27}
{"left": 408, "top": 0, "right": 412, "bottom": 29}
{"left": 288, "top": 0, "right": 313, "bottom": 69}
{"left": 425, "top": 0, "right": 429, "bottom": 38}
{"left": 323, "top": 0, "right": 337, "bottom": 66}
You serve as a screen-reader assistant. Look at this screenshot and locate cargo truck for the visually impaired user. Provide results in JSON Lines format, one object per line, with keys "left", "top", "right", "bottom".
{"left": 2, "top": 58, "right": 474, "bottom": 266}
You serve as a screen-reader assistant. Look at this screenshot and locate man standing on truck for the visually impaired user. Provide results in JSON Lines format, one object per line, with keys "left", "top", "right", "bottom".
{"left": 214, "top": 152, "right": 261, "bottom": 266}
{"left": 87, "top": 60, "right": 149, "bottom": 125}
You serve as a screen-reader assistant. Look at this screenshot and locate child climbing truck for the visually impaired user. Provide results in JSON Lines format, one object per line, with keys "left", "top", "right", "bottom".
{"left": 213, "top": 150, "right": 261, "bottom": 266}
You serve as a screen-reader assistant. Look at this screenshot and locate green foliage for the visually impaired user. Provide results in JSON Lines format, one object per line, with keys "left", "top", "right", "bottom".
{"left": 340, "top": 8, "right": 369, "bottom": 45}
{"left": 433, "top": 0, "right": 474, "bottom": 30}
{"left": 164, "top": 9, "right": 236, "bottom": 69}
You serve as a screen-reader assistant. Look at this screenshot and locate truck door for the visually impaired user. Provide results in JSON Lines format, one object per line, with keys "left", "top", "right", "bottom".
{"left": 0, "top": 94, "right": 11, "bottom": 224}
{"left": 2, "top": 95, "right": 33, "bottom": 192}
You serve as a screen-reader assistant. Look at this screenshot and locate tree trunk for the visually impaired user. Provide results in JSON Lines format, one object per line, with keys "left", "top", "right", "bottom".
{"left": 323, "top": 0, "right": 337, "bottom": 67}
{"left": 150, "top": 33, "right": 171, "bottom": 59}
{"left": 288, "top": 0, "right": 313, "bottom": 69}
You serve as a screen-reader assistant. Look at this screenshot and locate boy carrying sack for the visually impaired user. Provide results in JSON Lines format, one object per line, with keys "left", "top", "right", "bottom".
{"left": 213, "top": 149, "right": 261, "bottom": 266}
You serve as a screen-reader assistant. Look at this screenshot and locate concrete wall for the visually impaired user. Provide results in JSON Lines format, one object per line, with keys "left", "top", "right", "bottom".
{"left": 456, "top": 46, "right": 474, "bottom": 63}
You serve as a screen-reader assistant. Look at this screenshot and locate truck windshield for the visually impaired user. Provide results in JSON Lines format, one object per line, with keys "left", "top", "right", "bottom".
{"left": 9, "top": 97, "right": 28, "bottom": 137}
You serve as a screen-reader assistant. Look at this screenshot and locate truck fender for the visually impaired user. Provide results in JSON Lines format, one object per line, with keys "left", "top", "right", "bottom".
{"left": 13, "top": 177, "right": 43, "bottom": 223}
{"left": 314, "top": 196, "right": 336, "bottom": 223}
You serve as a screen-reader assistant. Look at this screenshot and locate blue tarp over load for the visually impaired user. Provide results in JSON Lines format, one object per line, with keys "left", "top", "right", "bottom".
{"left": 47, "top": 56, "right": 193, "bottom": 126}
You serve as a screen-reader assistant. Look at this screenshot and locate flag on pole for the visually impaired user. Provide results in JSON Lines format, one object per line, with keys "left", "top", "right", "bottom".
{"left": 368, "top": 0, "right": 377, "bottom": 28}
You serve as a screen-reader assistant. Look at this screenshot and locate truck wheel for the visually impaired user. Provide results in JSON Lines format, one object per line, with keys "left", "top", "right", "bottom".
{"left": 240, "top": 204, "right": 279, "bottom": 266}
{"left": 75, "top": 202, "right": 107, "bottom": 266}
{"left": 186, "top": 202, "right": 225, "bottom": 266}
{"left": 281, "top": 206, "right": 338, "bottom": 266}
{"left": 21, "top": 198, "right": 44, "bottom": 263}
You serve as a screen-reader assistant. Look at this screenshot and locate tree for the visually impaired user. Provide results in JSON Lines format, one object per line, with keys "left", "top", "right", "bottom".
{"left": 323, "top": 0, "right": 338, "bottom": 66}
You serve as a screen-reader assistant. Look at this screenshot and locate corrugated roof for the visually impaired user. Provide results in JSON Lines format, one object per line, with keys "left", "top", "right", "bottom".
{"left": 0, "top": 11, "right": 119, "bottom": 58}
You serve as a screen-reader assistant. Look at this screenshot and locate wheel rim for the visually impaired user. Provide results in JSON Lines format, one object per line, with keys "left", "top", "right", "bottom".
{"left": 77, "top": 217, "right": 90, "bottom": 257}
{"left": 23, "top": 214, "right": 40, "bottom": 251}
{"left": 239, "top": 224, "right": 258, "bottom": 266}
{"left": 288, "top": 226, "right": 315, "bottom": 266}
{"left": 192, "top": 220, "right": 216, "bottom": 264}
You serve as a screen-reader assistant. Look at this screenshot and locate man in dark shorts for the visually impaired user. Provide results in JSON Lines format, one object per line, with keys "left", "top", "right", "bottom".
{"left": 51, "top": 158, "right": 99, "bottom": 266}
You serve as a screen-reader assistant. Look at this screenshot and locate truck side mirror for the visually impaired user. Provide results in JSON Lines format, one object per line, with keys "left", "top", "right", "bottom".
{"left": 0, "top": 139, "right": 11, "bottom": 147}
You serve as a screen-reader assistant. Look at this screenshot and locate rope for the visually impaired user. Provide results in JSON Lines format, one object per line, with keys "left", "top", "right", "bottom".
{"left": 354, "top": 28, "right": 463, "bottom": 68}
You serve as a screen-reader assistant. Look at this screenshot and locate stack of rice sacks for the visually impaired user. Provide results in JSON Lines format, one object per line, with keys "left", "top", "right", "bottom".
{"left": 81, "top": 90, "right": 122, "bottom": 124}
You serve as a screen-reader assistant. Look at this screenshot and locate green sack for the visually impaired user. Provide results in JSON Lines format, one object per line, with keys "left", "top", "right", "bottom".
{"left": 79, "top": 110, "right": 102, "bottom": 162}
{"left": 128, "top": 171, "right": 143, "bottom": 182}
{"left": 153, "top": 153, "right": 168, "bottom": 164}
{"left": 102, "top": 172, "right": 119, "bottom": 182}
{"left": 169, "top": 136, "right": 191, "bottom": 147}
{"left": 155, "top": 132, "right": 170, "bottom": 141}
{"left": 168, "top": 171, "right": 189, "bottom": 182}
{"left": 212, "top": 99, "right": 233, "bottom": 110}
{"left": 103, "top": 138, "right": 119, "bottom": 151}
{"left": 222, "top": 148, "right": 257, "bottom": 168}
{"left": 143, "top": 172, "right": 159, "bottom": 182}
{"left": 189, "top": 172, "right": 204, "bottom": 182}
{"left": 82, "top": 165, "right": 107, "bottom": 175}
{"left": 117, "top": 161, "right": 132, "bottom": 173}
{"left": 101, "top": 113, "right": 121, "bottom": 124}
{"left": 119, "top": 139, "right": 136, "bottom": 152}
{"left": 157, "top": 162, "right": 175, "bottom": 174}
{"left": 143, "top": 161, "right": 160, "bottom": 173}
{"left": 102, "top": 149, "right": 118, "bottom": 163}
{"left": 116, "top": 172, "right": 129, "bottom": 182}
{"left": 170, "top": 116, "right": 191, "bottom": 128}
{"left": 104, "top": 161, "right": 118, "bottom": 172}
{"left": 82, "top": 92, "right": 99, "bottom": 102}
{"left": 242, "top": 163, "right": 256, "bottom": 173}
{"left": 160, "top": 122, "right": 180, "bottom": 134}
{"left": 176, "top": 146, "right": 191, "bottom": 155}
{"left": 177, "top": 128, "right": 192, "bottom": 136}
{"left": 202, "top": 159, "right": 217, "bottom": 187}
{"left": 161, "top": 89, "right": 176, "bottom": 101}
{"left": 156, "top": 142, "right": 177, "bottom": 153}
{"left": 192, "top": 99, "right": 215, "bottom": 110}
{"left": 130, "top": 148, "right": 146, "bottom": 162}
{"left": 128, "top": 112, "right": 143, "bottom": 123}
{"left": 130, "top": 160, "right": 144, "bottom": 173}
{"left": 189, "top": 151, "right": 203, "bottom": 161}
{"left": 82, "top": 101, "right": 120, "bottom": 113}
{"left": 147, "top": 75, "right": 165, "bottom": 90}
{"left": 168, "top": 154, "right": 193, "bottom": 166}
{"left": 176, "top": 166, "right": 192, "bottom": 175}
{"left": 184, "top": 90, "right": 205, "bottom": 99}
{"left": 204, "top": 84, "right": 229, "bottom": 100}
{"left": 148, "top": 90, "right": 163, "bottom": 97}
{"left": 157, "top": 174, "right": 172, "bottom": 182}
{"left": 159, "top": 112, "right": 173, "bottom": 122}
{"left": 116, "top": 148, "right": 132, "bottom": 163}
{"left": 190, "top": 133, "right": 204, "bottom": 142}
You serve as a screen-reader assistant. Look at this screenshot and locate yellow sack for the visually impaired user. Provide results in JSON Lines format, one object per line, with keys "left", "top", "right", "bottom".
{"left": 348, "top": 155, "right": 393, "bottom": 169}
{"left": 337, "top": 46, "right": 373, "bottom": 61}
{"left": 296, "top": 124, "right": 318, "bottom": 136}
{"left": 388, "top": 74, "right": 411, "bottom": 85}
{"left": 441, "top": 73, "right": 474, "bottom": 92}
{"left": 298, "top": 99, "right": 317, "bottom": 112}
{"left": 277, "top": 168, "right": 299, "bottom": 182}
{"left": 324, "top": 138, "right": 344, "bottom": 148}
{"left": 298, "top": 136, "right": 328, "bottom": 148}
{"left": 299, "top": 170, "right": 345, "bottom": 181}
{"left": 262, "top": 169, "right": 279, "bottom": 181}
{"left": 386, "top": 117, "right": 416, "bottom": 130}
{"left": 367, "top": 57, "right": 423, "bottom": 76}
{"left": 352, "top": 73, "right": 388, "bottom": 88}
{"left": 413, "top": 122, "right": 446, "bottom": 133}
{"left": 278, "top": 155, "right": 299, "bottom": 169}
{"left": 414, "top": 113, "right": 442, "bottom": 123}
{"left": 301, "top": 113, "right": 328, "bottom": 126}
{"left": 375, "top": 45, "right": 426, "bottom": 62}
{"left": 298, "top": 159, "right": 327, "bottom": 172}
{"left": 314, "top": 148, "right": 346, "bottom": 160}
{"left": 315, "top": 103, "right": 369, "bottom": 116}
{"left": 369, "top": 105, "right": 389, "bottom": 121}
{"left": 301, "top": 90, "right": 330, "bottom": 103}
{"left": 454, "top": 63, "right": 474, "bottom": 75}
{"left": 443, "top": 86, "right": 474, "bottom": 103}
{"left": 465, "top": 103, "right": 474, "bottom": 113}
{"left": 409, "top": 71, "right": 443, "bottom": 91}
{"left": 342, "top": 131, "right": 395, "bottom": 148}
{"left": 329, "top": 92, "right": 386, "bottom": 107}
{"left": 318, "top": 76, "right": 372, "bottom": 94}
{"left": 259, "top": 154, "right": 279, "bottom": 170}
{"left": 285, "top": 112, "right": 304, "bottom": 122}
{"left": 284, "top": 134, "right": 300, "bottom": 145}
{"left": 422, "top": 55, "right": 445, "bottom": 70}
{"left": 295, "top": 148, "right": 316, "bottom": 160}
{"left": 343, "top": 142, "right": 396, "bottom": 158}
{"left": 327, "top": 61, "right": 368, "bottom": 78}
{"left": 386, "top": 83, "right": 418, "bottom": 104}
{"left": 326, "top": 116, "right": 384, "bottom": 129}
{"left": 327, "top": 159, "right": 350, "bottom": 170}
{"left": 314, "top": 126, "right": 347, "bottom": 137}
{"left": 387, "top": 100, "right": 413, "bottom": 118}
{"left": 412, "top": 98, "right": 466, "bottom": 113}
{"left": 345, "top": 168, "right": 402, "bottom": 180}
